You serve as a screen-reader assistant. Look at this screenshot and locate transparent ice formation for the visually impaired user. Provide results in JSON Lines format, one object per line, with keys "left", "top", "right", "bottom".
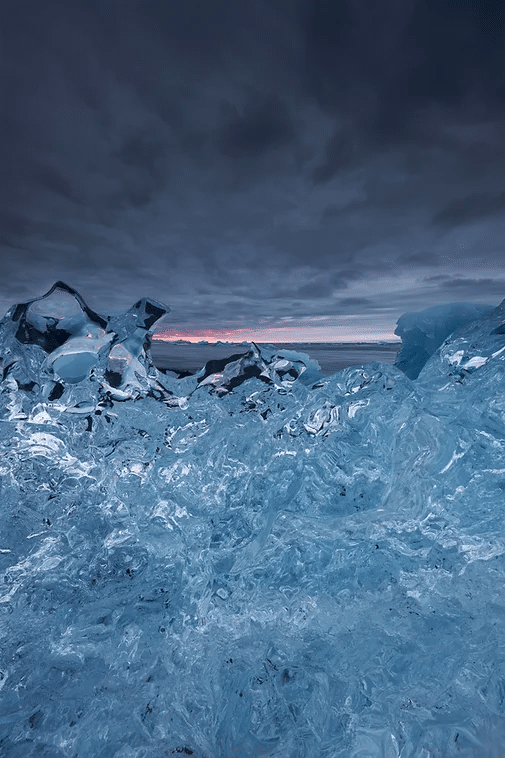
{"left": 394, "top": 302, "right": 494, "bottom": 379}
{"left": 1, "top": 283, "right": 505, "bottom": 757}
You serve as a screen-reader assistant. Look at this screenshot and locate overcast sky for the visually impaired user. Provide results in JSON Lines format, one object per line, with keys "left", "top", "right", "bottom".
{"left": 1, "top": 0, "right": 504, "bottom": 341}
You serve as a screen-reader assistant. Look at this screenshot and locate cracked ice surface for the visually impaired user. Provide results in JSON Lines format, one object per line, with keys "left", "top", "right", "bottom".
{"left": 1, "top": 283, "right": 505, "bottom": 756}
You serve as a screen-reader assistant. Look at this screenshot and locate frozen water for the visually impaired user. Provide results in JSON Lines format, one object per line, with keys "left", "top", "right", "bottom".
{"left": 1, "top": 283, "right": 505, "bottom": 756}
{"left": 394, "top": 302, "right": 494, "bottom": 379}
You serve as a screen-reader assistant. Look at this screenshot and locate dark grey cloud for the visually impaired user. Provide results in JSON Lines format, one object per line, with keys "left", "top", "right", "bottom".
{"left": 432, "top": 190, "right": 505, "bottom": 227}
{"left": 399, "top": 252, "right": 441, "bottom": 268}
{"left": 0, "top": 0, "right": 504, "bottom": 336}
{"left": 214, "top": 97, "right": 295, "bottom": 160}
{"left": 312, "top": 127, "right": 365, "bottom": 182}
{"left": 338, "top": 297, "right": 372, "bottom": 308}
{"left": 294, "top": 280, "right": 336, "bottom": 300}
{"left": 304, "top": 0, "right": 505, "bottom": 139}
{"left": 423, "top": 275, "right": 505, "bottom": 298}
{"left": 444, "top": 277, "right": 504, "bottom": 291}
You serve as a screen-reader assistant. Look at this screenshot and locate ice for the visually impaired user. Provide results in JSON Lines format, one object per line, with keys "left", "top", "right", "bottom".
{"left": 0, "top": 281, "right": 171, "bottom": 407}
{"left": 194, "top": 343, "right": 322, "bottom": 396}
{"left": 394, "top": 302, "right": 494, "bottom": 379}
{"left": 1, "top": 285, "right": 505, "bottom": 756}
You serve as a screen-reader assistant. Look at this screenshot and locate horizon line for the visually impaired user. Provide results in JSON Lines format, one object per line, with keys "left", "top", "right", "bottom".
{"left": 152, "top": 337, "right": 402, "bottom": 345}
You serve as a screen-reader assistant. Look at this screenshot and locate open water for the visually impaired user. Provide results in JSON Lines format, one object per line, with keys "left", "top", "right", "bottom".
{"left": 150, "top": 341, "right": 401, "bottom": 377}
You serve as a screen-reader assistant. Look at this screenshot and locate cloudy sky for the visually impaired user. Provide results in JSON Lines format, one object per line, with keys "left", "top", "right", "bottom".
{"left": 1, "top": 0, "right": 504, "bottom": 341}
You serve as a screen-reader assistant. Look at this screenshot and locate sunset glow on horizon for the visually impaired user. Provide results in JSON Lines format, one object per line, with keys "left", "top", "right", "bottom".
{"left": 154, "top": 319, "right": 402, "bottom": 344}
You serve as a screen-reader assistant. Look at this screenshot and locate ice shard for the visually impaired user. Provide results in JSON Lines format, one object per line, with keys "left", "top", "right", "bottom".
{"left": 1, "top": 285, "right": 505, "bottom": 757}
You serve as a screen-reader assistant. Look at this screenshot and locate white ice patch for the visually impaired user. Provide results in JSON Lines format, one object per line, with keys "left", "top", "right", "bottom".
{"left": 463, "top": 355, "right": 488, "bottom": 369}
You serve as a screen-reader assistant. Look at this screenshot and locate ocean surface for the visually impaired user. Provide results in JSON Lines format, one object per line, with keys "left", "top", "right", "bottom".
{"left": 150, "top": 341, "right": 401, "bottom": 376}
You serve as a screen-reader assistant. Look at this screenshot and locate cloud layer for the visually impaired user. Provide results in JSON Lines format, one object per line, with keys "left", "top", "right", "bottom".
{"left": 0, "top": 0, "right": 504, "bottom": 337}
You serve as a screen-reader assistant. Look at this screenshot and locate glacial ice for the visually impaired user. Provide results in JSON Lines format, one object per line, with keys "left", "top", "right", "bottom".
{"left": 394, "top": 302, "right": 494, "bottom": 379}
{"left": 1, "top": 283, "right": 505, "bottom": 756}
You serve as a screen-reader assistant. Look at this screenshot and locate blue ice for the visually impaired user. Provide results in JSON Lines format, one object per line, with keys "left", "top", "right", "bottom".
{"left": 394, "top": 301, "right": 494, "bottom": 379}
{"left": 0, "top": 282, "right": 505, "bottom": 756}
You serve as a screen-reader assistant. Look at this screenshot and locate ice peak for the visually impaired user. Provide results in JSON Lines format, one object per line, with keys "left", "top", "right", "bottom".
{"left": 108, "top": 297, "right": 170, "bottom": 338}
{"left": 0, "top": 283, "right": 171, "bottom": 404}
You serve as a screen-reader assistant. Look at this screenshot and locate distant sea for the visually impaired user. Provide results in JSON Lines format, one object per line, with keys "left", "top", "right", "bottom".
{"left": 150, "top": 341, "right": 401, "bottom": 377}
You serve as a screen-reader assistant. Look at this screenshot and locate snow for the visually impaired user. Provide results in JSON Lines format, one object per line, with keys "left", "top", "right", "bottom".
{"left": 394, "top": 301, "right": 494, "bottom": 379}
{"left": 1, "top": 283, "right": 505, "bottom": 756}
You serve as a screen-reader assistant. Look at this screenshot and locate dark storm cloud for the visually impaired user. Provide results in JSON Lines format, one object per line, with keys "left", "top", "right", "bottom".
{"left": 432, "top": 190, "right": 505, "bottom": 227}
{"left": 320, "top": 200, "right": 365, "bottom": 223}
{"left": 338, "top": 297, "right": 372, "bottom": 308}
{"left": 0, "top": 0, "right": 504, "bottom": 332}
{"left": 0, "top": 212, "right": 33, "bottom": 248}
{"left": 36, "top": 166, "right": 83, "bottom": 205}
{"left": 424, "top": 276, "right": 505, "bottom": 298}
{"left": 305, "top": 0, "right": 505, "bottom": 181}
{"left": 444, "top": 278, "right": 505, "bottom": 291}
{"left": 293, "top": 280, "right": 335, "bottom": 299}
{"left": 214, "top": 97, "right": 295, "bottom": 160}
{"left": 312, "top": 128, "right": 365, "bottom": 182}
{"left": 399, "top": 252, "right": 441, "bottom": 268}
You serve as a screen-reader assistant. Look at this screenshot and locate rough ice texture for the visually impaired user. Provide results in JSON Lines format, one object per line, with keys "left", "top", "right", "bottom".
{"left": 1, "top": 284, "right": 505, "bottom": 756}
{"left": 394, "top": 302, "right": 494, "bottom": 379}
